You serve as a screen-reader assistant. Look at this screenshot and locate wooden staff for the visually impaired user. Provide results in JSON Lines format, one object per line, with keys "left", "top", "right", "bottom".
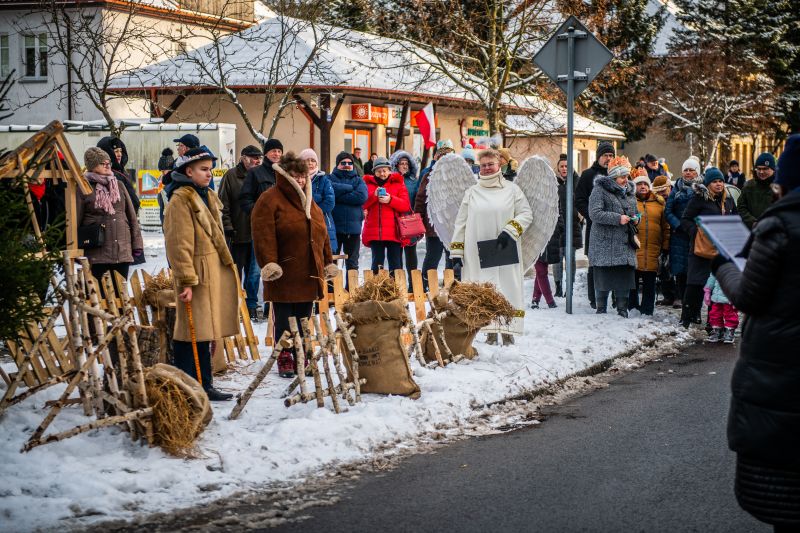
{"left": 229, "top": 332, "right": 290, "bottom": 420}
{"left": 184, "top": 301, "right": 202, "bottom": 387}
{"left": 334, "top": 310, "right": 361, "bottom": 403}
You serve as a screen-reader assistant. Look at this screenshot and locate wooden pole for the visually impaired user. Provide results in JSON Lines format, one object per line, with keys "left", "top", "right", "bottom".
{"left": 289, "top": 318, "right": 309, "bottom": 399}
{"left": 284, "top": 379, "right": 365, "bottom": 407}
{"left": 299, "top": 318, "right": 324, "bottom": 408}
{"left": 334, "top": 311, "right": 361, "bottom": 403}
{"left": 318, "top": 313, "right": 354, "bottom": 405}
{"left": 23, "top": 408, "right": 153, "bottom": 452}
{"left": 228, "top": 332, "right": 289, "bottom": 420}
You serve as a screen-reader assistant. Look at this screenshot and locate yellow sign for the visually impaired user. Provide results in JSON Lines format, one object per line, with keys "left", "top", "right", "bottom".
{"left": 140, "top": 198, "right": 159, "bottom": 208}
{"left": 213, "top": 168, "right": 228, "bottom": 177}
{"left": 138, "top": 169, "right": 161, "bottom": 195}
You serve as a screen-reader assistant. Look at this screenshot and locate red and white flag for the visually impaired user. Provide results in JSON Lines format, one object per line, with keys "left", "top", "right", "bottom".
{"left": 415, "top": 103, "right": 436, "bottom": 149}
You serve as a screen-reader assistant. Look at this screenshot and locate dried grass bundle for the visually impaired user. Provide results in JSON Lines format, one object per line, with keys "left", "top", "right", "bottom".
{"left": 142, "top": 270, "right": 173, "bottom": 307}
{"left": 448, "top": 281, "right": 516, "bottom": 329}
{"left": 348, "top": 275, "right": 400, "bottom": 303}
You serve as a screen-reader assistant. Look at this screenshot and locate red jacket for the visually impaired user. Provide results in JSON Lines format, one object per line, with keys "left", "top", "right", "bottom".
{"left": 362, "top": 172, "right": 411, "bottom": 246}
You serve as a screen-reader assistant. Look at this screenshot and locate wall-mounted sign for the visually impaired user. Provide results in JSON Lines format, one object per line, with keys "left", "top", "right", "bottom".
{"left": 465, "top": 117, "right": 489, "bottom": 138}
{"left": 351, "top": 103, "right": 389, "bottom": 124}
{"left": 138, "top": 169, "right": 161, "bottom": 196}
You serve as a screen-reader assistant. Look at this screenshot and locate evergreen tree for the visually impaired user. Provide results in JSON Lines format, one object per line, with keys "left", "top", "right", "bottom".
{"left": 322, "top": 0, "right": 372, "bottom": 32}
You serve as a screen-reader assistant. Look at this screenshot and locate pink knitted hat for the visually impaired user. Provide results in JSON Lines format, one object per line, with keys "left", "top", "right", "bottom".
{"left": 298, "top": 148, "right": 318, "bottom": 162}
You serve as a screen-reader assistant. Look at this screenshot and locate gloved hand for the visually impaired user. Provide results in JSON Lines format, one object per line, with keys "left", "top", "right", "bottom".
{"left": 711, "top": 254, "right": 732, "bottom": 274}
{"left": 451, "top": 258, "right": 463, "bottom": 280}
{"left": 132, "top": 249, "right": 146, "bottom": 265}
{"left": 703, "top": 287, "right": 712, "bottom": 307}
{"left": 496, "top": 231, "right": 513, "bottom": 251}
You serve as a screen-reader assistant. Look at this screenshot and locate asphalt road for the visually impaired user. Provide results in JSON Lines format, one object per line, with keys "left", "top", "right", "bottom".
{"left": 272, "top": 341, "right": 768, "bottom": 533}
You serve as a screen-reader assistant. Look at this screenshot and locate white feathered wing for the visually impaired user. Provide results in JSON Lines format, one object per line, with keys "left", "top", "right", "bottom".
{"left": 515, "top": 155, "right": 560, "bottom": 271}
{"left": 426, "top": 153, "right": 477, "bottom": 248}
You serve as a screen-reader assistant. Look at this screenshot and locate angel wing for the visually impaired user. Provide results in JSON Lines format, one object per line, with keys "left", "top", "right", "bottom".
{"left": 426, "top": 153, "right": 477, "bottom": 248}
{"left": 515, "top": 155, "right": 560, "bottom": 270}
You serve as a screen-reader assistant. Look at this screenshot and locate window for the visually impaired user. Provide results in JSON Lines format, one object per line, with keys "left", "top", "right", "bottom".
{"left": 23, "top": 33, "right": 47, "bottom": 79}
{"left": 0, "top": 35, "right": 9, "bottom": 77}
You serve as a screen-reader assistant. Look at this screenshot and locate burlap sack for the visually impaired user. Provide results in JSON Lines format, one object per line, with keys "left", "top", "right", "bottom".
{"left": 421, "top": 310, "right": 480, "bottom": 363}
{"left": 145, "top": 363, "right": 212, "bottom": 435}
{"left": 342, "top": 299, "right": 420, "bottom": 399}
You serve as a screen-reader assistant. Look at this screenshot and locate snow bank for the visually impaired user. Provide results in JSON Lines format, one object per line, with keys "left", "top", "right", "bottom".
{"left": 0, "top": 231, "right": 682, "bottom": 530}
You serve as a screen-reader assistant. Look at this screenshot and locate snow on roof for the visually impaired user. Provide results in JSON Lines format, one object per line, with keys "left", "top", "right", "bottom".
{"left": 505, "top": 94, "right": 626, "bottom": 140}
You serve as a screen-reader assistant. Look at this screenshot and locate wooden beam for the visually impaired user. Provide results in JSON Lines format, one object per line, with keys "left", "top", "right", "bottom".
{"left": 161, "top": 94, "right": 186, "bottom": 122}
{"left": 395, "top": 101, "right": 410, "bottom": 151}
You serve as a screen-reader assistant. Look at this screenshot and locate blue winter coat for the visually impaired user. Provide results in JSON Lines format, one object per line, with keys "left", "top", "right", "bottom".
{"left": 329, "top": 168, "right": 368, "bottom": 235}
{"left": 665, "top": 178, "right": 696, "bottom": 276}
{"left": 704, "top": 274, "right": 730, "bottom": 304}
{"left": 312, "top": 171, "right": 337, "bottom": 251}
{"left": 390, "top": 151, "right": 420, "bottom": 208}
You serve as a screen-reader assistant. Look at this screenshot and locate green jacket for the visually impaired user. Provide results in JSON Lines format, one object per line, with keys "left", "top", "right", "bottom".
{"left": 737, "top": 176, "right": 774, "bottom": 229}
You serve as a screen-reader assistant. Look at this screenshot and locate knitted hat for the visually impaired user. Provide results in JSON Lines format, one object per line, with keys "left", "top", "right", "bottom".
{"left": 84, "top": 147, "right": 110, "bottom": 171}
{"left": 633, "top": 175, "right": 651, "bottom": 188}
{"left": 241, "top": 145, "right": 263, "bottom": 157}
{"left": 559, "top": 153, "right": 568, "bottom": 161}
{"left": 157, "top": 148, "right": 175, "bottom": 171}
{"left": 461, "top": 146, "right": 476, "bottom": 163}
{"left": 652, "top": 175, "right": 672, "bottom": 192}
{"left": 335, "top": 151, "right": 354, "bottom": 166}
{"left": 682, "top": 158, "right": 701, "bottom": 173}
{"left": 371, "top": 157, "right": 391, "bottom": 172}
{"left": 262, "top": 138, "right": 284, "bottom": 153}
{"left": 174, "top": 147, "right": 217, "bottom": 175}
{"left": 596, "top": 141, "right": 615, "bottom": 159}
{"left": 775, "top": 133, "right": 800, "bottom": 192}
{"left": 172, "top": 134, "right": 200, "bottom": 148}
{"left": 754, "top": 152, "right": 776, "bottom": 170}
{"left": 703, "top": 167, "right": 725, "bottom": 186}
{"left": 298, "top": 148, "right": 318, "bottom": 162}
{"left": 606, "top": 155, "right": 632, "bottom": 179}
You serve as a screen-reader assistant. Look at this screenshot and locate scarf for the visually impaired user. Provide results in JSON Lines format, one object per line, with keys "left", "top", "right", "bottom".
{"left": 85, "top": 171, "right": 120, "bottom": 214}
{"left": 478, "top": 169, "right": 505, "bottom": 189}
{"left": 168, "top": 171, "right": 209, "bottom": 206}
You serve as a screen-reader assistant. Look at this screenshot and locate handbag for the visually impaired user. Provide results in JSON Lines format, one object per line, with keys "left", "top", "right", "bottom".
{"left": 627, "top": 222, "right": 641, "bottom": 250}
{"left": 693, "top": 229, "right": 718, "bottom": 259}
{"left": 78, "top": 223, "right": 105, "bottom": 249}
{"left": 396, "top": 212, "right": 425, "bottom": 241}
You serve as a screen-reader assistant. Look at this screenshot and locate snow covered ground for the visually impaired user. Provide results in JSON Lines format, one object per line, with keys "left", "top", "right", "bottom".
{"left": 0, "top": 229, "right": 685, "bottom": 531}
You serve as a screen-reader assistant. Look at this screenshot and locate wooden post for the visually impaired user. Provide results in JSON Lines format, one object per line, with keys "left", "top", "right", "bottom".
{"left": 411, "top": 270, "right": 427, "bottom": 323}
{"left": 317, "top": 313, "right": 354, "bottom": 406}
{"left": 395, "top": 101, "right": 410, "bottom": 151}
{"left": 62, "top": 252, "right": 91, "bottom": 415}
{"left": 299, "top": 318, "right": 324, "bottom": 408}
{"left": 334, "top": 311, "right": 361, "bottom": 403}
{"left": 427, "top": 270, "right": 440, "bottom": 299}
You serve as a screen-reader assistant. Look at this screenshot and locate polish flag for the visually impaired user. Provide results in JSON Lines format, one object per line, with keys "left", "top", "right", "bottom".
{"left": 415, "top": 103, "right": 436, "bottom": 149}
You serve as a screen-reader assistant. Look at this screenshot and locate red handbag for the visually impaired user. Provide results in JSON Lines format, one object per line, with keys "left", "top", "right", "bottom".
{"left": 396, "top": 212, "right": 426, "bottom": 240}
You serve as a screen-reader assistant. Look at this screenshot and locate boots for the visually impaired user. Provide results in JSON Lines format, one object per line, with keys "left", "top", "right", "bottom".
{"left": 205, "top": 387, "right": 233, "bottom": 401}
{"left": 502, "top": 334, "right": 515, "bottom": 346}
{"left": 616, "top": 298, "right": 629, "bottom": 318}
{"left": 554, "top": 281, "right": 563, "bottom": 298}
{"left": 530, "top": 299, "right": 540, "bottom": 309}
{"left": 706, "top": 327, "right": 723, "bottom": 343}
{"left": 486, "top": 333, "right": 498, "bottom": 345}
{"left": 722, "top": 328, "right": 736, "bottom": 344}
{"left": 277, "top": 348, "right": 296, "bottom": 378}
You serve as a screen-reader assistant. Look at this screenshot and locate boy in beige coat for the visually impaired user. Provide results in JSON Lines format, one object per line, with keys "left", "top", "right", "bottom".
{"left": 163, "top": 148, "right": 239, "bottom": 401}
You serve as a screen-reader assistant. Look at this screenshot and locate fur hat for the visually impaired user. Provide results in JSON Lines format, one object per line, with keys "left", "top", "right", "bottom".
{"left": 606, "top": 155, "right": 632, "bottom": 180}
{"left": 596, "top": 141, "right": 615, "bottom": 160}
{"left": 652, "top": 175, "right": 672, "bottom": 192}
{"left": 775, "top": 133, "right": 800, "bottom": 192}
{"left": 703, "top": 167, "right": 725, "bottom": 186}
{"left": 755, "top": 152, "right": 777, "bottom": 170}
{"left": 84, "top": 147, "right": 110, "bottom": 171}
{"left": 262, "top": 138, "right": 284, "bottom": 153}
{"left": 682, "top": 158, "right": 701, "bottom": 173}
{"left": 298, "top": 148, "right": 318, "bottom": 162}
{"left": 371, "top": 157, "right": 391, "bottom": 172}
{"left": 633, "top": 175, "right": 651, "bottom": 188}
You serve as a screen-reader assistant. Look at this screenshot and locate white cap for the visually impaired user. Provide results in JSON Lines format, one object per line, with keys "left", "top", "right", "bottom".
{"left": 633, "top": 176, "right": 651, "bottom": 187}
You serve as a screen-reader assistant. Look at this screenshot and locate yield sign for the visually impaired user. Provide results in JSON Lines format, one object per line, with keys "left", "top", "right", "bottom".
{"left": 533, "top": 16, "right": 614, "bottom": 96}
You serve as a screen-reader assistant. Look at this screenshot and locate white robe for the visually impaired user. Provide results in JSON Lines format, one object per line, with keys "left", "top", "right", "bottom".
{"left": 450, "top": 176, "right": 533, "bottom": 335}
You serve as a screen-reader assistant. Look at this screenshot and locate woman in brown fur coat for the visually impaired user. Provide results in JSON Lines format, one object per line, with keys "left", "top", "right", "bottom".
{"left": 251, "top": 152, "right": 339, "bottom": 378}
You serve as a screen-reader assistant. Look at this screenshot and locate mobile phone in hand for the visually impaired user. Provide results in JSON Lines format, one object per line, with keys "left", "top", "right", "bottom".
{"left": 377, "top": 187, "right": 387, "bottom": 197}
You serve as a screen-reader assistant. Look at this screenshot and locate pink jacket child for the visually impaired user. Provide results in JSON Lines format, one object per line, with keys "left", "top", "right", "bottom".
{"left": 704, "top": 274, "right": 738, "bottom": 344}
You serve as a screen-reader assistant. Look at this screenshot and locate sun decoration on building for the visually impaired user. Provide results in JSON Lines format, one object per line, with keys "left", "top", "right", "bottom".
{"left": 354, "top": 105, "right": 369, "bottom": 119}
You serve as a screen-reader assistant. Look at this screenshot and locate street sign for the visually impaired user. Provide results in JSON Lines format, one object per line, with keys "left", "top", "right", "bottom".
{"left": 533, "top": 17, "right": 614, "bottom": 314}
{"left": 533, "top": 16, "right": 613, "bottom": 96}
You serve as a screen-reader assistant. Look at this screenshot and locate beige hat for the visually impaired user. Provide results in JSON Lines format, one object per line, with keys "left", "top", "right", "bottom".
{"left": 84, "top": 146, "right": 110, "bottom": 171}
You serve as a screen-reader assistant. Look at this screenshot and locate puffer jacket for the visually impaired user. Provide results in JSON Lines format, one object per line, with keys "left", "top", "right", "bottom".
{"left": 587, "top": 175, "right": 637, "bottom": 268}
{"left": 311, "top": 171, "right": 337, "bottom": 251}
{"left": 218, "top": 162, "right": 251, "bottom": 243}
{"left": 635, "top": 192, "right": 670, "bottom": 272}
{"left": 362, "top": 172, "right": 410, "bottom": 246}
{"left": 704, "top": 274, "right": 730, "bottom": 305}
{"left": 737, "top": 175, "right": 774, "bottom": 229}
{"left": 665, "top": 177, "right": 698, "bottom": 276}
{"left": 329, "top": 168, "right": 368, "bottom": 235}
{"left": 714, "top": 191, "right": 800, "bottom": 468}
{"left": 575, "top": 160, "right": 607, "bottom": 252}
{"left": 680, "top": 183, "right": 737, "bottom": 286}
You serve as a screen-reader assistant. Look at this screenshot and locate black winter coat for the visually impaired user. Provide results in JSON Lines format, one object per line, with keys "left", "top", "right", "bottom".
{"left": 558, "top": 171, "right": 583, "bottom": 249}
{"left": 575, "top": 161, "right": 606, "bottom": 251}
{"left": 218, "top": 162, "right": 251, "bottom": 243}
{"left": 715, "top": 192, "right": 800, "bottom": 467}
{"left": 680, "top": 184, "right": 737, "bottom": 285}
{"left": 240, "top": 161, "right": 276, "bottom": 215}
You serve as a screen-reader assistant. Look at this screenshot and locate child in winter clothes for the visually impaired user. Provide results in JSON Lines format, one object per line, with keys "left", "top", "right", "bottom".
{"left": 704, "top": 274, "right": 738, "bottom": 344}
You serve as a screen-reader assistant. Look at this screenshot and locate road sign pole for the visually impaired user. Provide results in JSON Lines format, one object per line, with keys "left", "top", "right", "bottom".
{"left": 565, "top": 26, "right": 576, "bottom": 315}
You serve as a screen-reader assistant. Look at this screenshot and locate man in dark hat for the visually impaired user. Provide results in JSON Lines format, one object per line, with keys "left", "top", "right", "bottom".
{"left": 219, "top": 145, "right": 264, "bottom": 319}
{"left": 575, "top": 140, "right": 615, "bottom": 308}
{"left": 173, "top": 134, "right": 201, "bottom": 167}
{"left": 726, "top": 159, "right": 745, "bottom": 189}
{"left": 644, "top": 153, "right": 667, "bottom": 182}
{"left": 738, "top": 152, "right": 777, "bottom": 229}
{"left": 240, "top": 138, "right": 282, "bottom": 215}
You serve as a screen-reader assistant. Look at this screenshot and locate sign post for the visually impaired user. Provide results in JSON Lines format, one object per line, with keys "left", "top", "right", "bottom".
{"left": 533, "top": 16, "right": 614, "bottom": 314}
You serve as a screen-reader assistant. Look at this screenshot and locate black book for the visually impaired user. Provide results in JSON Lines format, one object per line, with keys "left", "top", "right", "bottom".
{"left": 477, "top": 238, "right": 520, "bottom": 269}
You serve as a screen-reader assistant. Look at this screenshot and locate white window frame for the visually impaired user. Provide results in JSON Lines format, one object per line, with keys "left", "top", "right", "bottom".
{"left": 0, "top": 33, "right": 10, "bottom": 78}
{"left": 21, "top": 32, "right": 48, "bottom": 81}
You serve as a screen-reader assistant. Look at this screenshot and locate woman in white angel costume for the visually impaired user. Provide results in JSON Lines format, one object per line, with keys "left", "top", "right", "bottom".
{"left": 426, "top": 148, "right": 559, "bottom": 347}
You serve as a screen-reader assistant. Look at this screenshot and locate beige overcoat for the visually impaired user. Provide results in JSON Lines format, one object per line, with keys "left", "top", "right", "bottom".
{"left": 163, "top": 186, "right": 239, "bottom": 342}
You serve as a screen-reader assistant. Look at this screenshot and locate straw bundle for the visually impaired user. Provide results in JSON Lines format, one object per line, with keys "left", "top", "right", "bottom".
{"left": 145, "top": 364, "right": 211, "bottom": 458}
{"left": 142, "top": 270, "right": 173, "bottom": 307}
{"left": 448, "top": 281, "right": 515, "bottom": 329}
{"left": 348, "top": 275, "right": 400, "bottom": 304}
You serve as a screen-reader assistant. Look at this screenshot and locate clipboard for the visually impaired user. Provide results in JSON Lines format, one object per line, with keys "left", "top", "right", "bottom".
{"left": 477, "top": 239, "right": 520, "bottom": 268}
{"left": 695, "top": 215, "right": 751, "bottom": 271}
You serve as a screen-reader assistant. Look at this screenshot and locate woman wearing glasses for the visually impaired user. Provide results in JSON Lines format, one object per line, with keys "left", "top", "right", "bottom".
{"left": 329, "top": 151, "right": 368, "bottom": 276}
{"left": 76, "top": 147, "right": 143, "bottom": 281}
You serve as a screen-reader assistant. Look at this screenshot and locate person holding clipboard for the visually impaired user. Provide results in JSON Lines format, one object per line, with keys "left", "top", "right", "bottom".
{"left": 711, "top": 134, "right": 800, "bottom": 532}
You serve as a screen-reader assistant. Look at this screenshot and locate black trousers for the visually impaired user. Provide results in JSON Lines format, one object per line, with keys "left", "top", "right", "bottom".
{"left": 587, "top": 266, "right": 596, "bottom": 305}
{"left": 173, "top": 340, "right": 212, "bottom": 390}
{"left": 682, "top": 284, "right": 705, "bottom": 324}
{"left": 336, "top": 233, "right": 361, "bottom": 272}
{"left": 272, "top": 301, "right": 314, "bottom": 347}
{"left": 675, "top": 273, "right": 687, "bottom": 302}
{"left": 404, "top": 243, "right": 418, "bottom": 279}
{"left": 91, "top": 262, "right": 130, "bottom": 283}
{"left": 630, "top": 270, "right": 657, "bottom": 315}
{"left": 371, "top": 241, "right": 403, "bottom": 273}
{"left": 420, "top": 236, "right": 452, "bottom": 290}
